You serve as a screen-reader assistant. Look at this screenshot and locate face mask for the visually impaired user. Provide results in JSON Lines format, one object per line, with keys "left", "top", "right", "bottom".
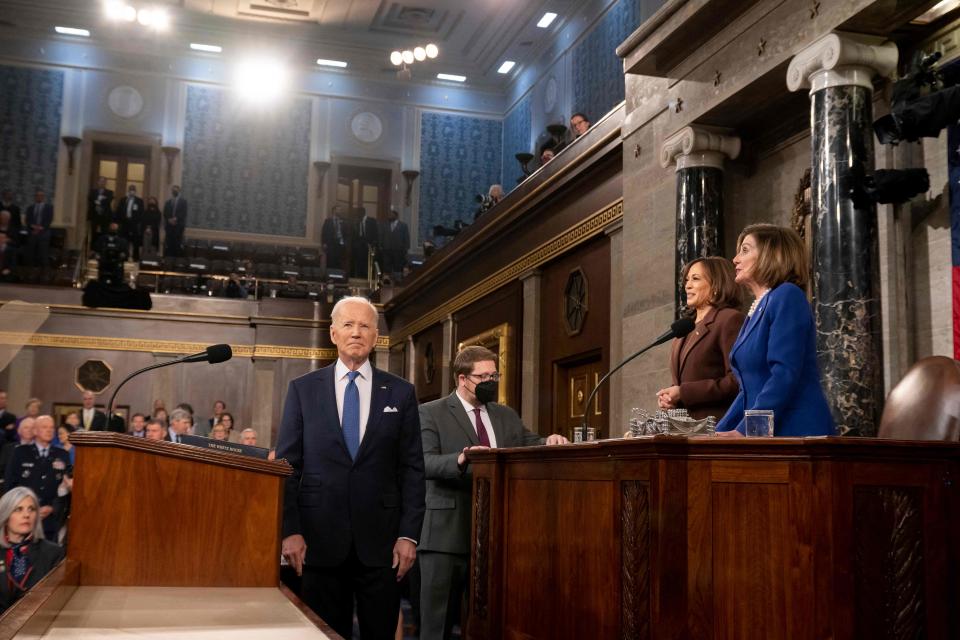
{"left": 474, "top": 380, "right": 498, "bottom": 405}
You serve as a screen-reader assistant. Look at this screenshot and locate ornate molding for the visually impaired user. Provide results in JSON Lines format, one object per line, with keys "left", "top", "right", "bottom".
{"left": 621, "top": 481, "right": 651, "bottom": 640}
{"left": 392, "top": 199, "right": 623, "bottom": 342}
{"left": 659, "top": 126, "right": 740, "bottom": 171}
{"left": 472, "top": 478, "right": 491, "bottom": 620}
{"left": 0, "top": 331, "right": 337, "bottom": 361}
{"left": 787, "top": 32, "right": 898, "bottom": 94}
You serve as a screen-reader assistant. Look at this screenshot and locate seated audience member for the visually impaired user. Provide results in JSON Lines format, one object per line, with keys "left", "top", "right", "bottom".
{"left": 0, "top": 419, "right": 35, "bottom": 491}
{"left": 570, "top": 112, "right": 591, "bottom": 138}
{"left": 51, "top": 473, "right": 73, "bottom": 546}
{"left": 205, "top": 400, "right": 225, "bottom": 436}
{"left": 540, "top": 147, "right": 556, "bottom": 165}
{"left": 657, "top": 257, "right": 745, "bottom": 419}
{"left": 209, "top": 423, "right": 229, "bottom": 441}
{"left": 0, "top": 230, "right": 18, "bottom": 282}
{"left": 0, "top": 209, "right": 15, "bottom": 238}
{"left": 57, "top": 424, "right": 76, "bottom": 465}
{"left": 715, "top": 224, "right": 835, "bottom": 437}
{"left": 153, "top": 407, "right": 168, "bottom": 426}
{"left": 216, "top": 412, "right": 234, "bottom": 438}
{"left": 0, "top": 487, "right": 64, "bottom": 615}
{"left": 79, "top": 390, "right": 107, "bottom": 431}
{"left": 62, "top": 412, "right": 81, "bottom": 431}
{"left": 488, "top": 184, "right": 504, "bottom": 205}
{"left": 152, "top": 398, "right": 165, "bottom": 414}
{"left": 418, "top": 346, "right": 569, "bottom": 640}
{"left": 4, "top": 416, "right": 69, "bottom": 539}
{"left": 223, "top": 273, "right": 248, "bottom": 299}
{"left": 128, "top": 413, "right": 146, "bottom": 438}
{"left": 239, "top": 428, "right": 258, "bottom": 446}
{"left": 167, "top": 409, "right": 191, "bottom": 443}
{"left": 144, "top": 418, "right": 167, "bottom": 442}
{"left": 0, "top": 389, "right": 17, "bottom": 442}
{"left": 16, "top": 399, "right": 41, "bottom": 433}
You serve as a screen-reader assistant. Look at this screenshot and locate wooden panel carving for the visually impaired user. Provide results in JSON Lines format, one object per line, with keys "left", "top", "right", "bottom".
{"left": 853, "top": 486, "right": 926, "bottom": 640}
{"left": 473, "top": 477, "right": 491, "bottom": 620}
{"left": 621, "top": 481, "right": 650, "bottom": 640}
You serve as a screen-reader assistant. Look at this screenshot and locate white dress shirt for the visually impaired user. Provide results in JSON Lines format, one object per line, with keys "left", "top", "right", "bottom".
{"left": 82, "top": 408, "right": 95, "bottom": 429}
{"left": 455, "top": 390, "right": 498, "bottom": 448}
{"left": 335, "top": 359, "right": 372, "bottom": 443}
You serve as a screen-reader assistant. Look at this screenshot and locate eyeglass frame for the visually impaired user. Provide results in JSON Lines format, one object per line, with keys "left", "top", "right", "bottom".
{"left": 465, "top": 372, "right": 501, "bottom": 383}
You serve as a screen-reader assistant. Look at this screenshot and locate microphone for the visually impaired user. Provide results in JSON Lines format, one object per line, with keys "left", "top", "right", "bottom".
{"left": 106, "top": 344, "right": 233, "bottom": 423}
{"left": 578, "top": 318, "right": 695, "bottom": 441}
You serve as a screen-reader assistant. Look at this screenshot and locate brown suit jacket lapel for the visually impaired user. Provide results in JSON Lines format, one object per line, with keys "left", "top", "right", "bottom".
{"left": 677, "top": 307, "right": 719, "bottom": 380}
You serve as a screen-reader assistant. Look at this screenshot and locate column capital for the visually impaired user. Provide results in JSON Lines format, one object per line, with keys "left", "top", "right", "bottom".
{"left": 787, "top": 32, "right": 898, "bottom": 94}
{"left": 660, "top": 126, "right": 740, "bottom": 171}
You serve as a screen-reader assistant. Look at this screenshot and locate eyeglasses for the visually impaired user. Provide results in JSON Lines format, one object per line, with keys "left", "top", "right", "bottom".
{"left": 467, "top": 373, "right": 500, "bottom": 383}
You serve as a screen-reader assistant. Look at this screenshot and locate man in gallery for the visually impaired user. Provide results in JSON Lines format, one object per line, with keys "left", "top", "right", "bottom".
{"left": 276, "top": 296, "right": 425, "bottom": 638}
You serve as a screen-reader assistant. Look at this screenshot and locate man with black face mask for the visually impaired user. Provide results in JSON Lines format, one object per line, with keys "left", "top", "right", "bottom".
{"left": 417, "top": 346, "right": 567, "bottom": 639}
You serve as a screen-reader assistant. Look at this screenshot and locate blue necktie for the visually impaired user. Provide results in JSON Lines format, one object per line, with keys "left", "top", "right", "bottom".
{"left": 343, "top": 371, "right": 361, "bottom": 459}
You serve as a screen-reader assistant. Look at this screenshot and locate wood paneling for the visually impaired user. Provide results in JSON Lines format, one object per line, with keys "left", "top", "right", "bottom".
{"left": 413, "top": 323, "right": 443, "bottom": 402}
{"left": 469, "top": 437, "right": 960, "bottom": 640}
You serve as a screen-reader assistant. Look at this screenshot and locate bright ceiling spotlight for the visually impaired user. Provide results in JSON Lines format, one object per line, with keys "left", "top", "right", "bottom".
{"left": 152, "top": 8, "right": 170, "bottom": 30}
{"left": 537, "top": 12, "right": 558, "bottom": 28}
{"left": 425, "top": 43, "right": 438, "bottom": 58}
{"left": 316, "top": 58, "right": 348, "bottom": 68}
{"left": 234, "top": 57, "right": 288, "bottom": 103}
{"left": 437, "top": 73, "right": 466, "bottom": 82}
{"left": 137, "top": 8, "right": 154, "bottom": 26}
{"left": 190, "top": 43, "right": 222, "bottom": 53}
{"left": 104, "top": 0, "right": 126, "bottom": 20}
{"left": 121, "top": 4, "right": 137, "bottom": 22}
{"left": 55, "top": 26, "right": 90, "bottom": 37}
{"left": 402, "top": 50, "right": 415, "bottom": 65}
{"left": 414, "top": 46, "right": 426, "bottom": 61}
{"left": 390, "top": 51, "right": 403, "bottom": 66}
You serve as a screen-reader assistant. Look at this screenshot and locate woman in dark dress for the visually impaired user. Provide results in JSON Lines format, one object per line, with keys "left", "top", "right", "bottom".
{"left": 657, "top": 256, "right": 746, "bottom": 419}
{"left": 0, "top": 487, "right": 64, "bottom": 614}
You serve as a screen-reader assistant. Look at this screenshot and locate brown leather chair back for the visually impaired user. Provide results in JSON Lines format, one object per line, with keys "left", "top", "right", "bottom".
{"left": 878, "top": 356, "right": 960, "bottom": 440}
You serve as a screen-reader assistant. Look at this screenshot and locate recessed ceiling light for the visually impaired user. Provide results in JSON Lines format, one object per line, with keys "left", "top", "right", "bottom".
{"left": 316, "top": 58, "right": 348, "bottom": 68}
{"left": 390, "top": 51, "right": 403, "bottom": 66}
{"left": 537, "top": 12, "right": 558, "bottom": 28}
{"left": 437, "top": 73, "right": 466, "bottom": 82}
{"left": 414, "top": 47, "right": 426, "bottom": 62}
{"left": 402, "top": 50, "right": 415, "bottom": 65}
{"left": 190, "top": 43, "right": 222, "bottom": 53}
{"left": 425, "top": 43, "right": 438, "bottom": 58}
{"left": 497, "top": 61, "right": 516, "bottom": 74}
{"left": 55, "top": 26, "right": 90, "bottom": 37}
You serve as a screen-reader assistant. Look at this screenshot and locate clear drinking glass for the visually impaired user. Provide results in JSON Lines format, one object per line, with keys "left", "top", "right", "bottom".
{"left": 743, "top": 410, "right": 774, "bottom": 437}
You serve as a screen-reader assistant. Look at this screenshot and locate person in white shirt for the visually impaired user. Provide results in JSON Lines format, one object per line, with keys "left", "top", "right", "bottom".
{"left": 79, "top": 391, "right": 106, "bottom": 430}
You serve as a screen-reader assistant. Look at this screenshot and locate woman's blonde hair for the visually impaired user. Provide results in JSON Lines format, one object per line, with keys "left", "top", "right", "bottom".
{"left": 737, "top": 224, "right": 808, "bottom": 289}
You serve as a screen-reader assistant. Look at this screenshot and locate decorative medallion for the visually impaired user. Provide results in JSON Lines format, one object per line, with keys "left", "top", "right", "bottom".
{"left": 107, "top": 85, "right": 144, "bottom": 119}
{"left": 76, "top": 359, "right": 112, "bottom": 393}
{"left": 350, "top": 111, "right": 384, "bottom": 144}
{"left": 544, "top": 75, "right": 559, "bottom": 114}
{"left": 564, "top": 267, "right": 588, "bottom": 336}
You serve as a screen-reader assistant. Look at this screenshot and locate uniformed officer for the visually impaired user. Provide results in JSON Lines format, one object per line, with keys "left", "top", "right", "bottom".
{"left": 3, "top": 416, "right": 69, "bottom": 539}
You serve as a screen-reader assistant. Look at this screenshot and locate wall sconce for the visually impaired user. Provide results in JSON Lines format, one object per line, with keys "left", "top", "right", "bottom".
{"left": 62, "top": 136, "right": 82, "bottom": 175}
{"left": 401, "top": 169, "right": 420, "bottom": 206}
{"left": 161, "top": 146, "right": 180, "bottom": 184}
{"left": 314, "top": 161, "right": 331, "bottom": 199}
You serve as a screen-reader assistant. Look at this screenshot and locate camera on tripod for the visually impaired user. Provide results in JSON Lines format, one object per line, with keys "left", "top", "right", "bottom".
{"left": 874, "top": 51, "right": 960, "bottom": 145}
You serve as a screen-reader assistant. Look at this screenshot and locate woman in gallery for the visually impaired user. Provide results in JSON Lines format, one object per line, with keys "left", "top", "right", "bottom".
{"left": 0, "top": 487, "right": 64, "bottom": 614}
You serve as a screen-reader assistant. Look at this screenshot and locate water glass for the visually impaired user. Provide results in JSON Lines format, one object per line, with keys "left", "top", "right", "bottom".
{"left": 743, "top": 410, "right": 774, "bottom": 437}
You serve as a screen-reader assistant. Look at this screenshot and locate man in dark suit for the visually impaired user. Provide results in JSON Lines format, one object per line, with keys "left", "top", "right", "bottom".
{"left": 87, "top": 177, "right": 114, "bottom": 243}
{"left": 114, "top": 184, "right": 145, "bottom": 261}
{"left": 0, "top": 230, "right": 17, "bottom": 282}
{"left": 417, "top": 346, "right": 568, "bottom": 639}
{"left": 320, "top": 205, "right": 349, "bottom": 273}
{"left": 0, "top": 390, "right": 16, "bottom": 442}
{"left": 276, "top": 296, "right": 425, "bottom": 639}
{"left": 380, "top": 208, "right": 410, "bottom": 277}
{"left": 0, "top": 190, "right": 22, "bottom": 245}
{"left": 4, "top": 416, "right": 70, "bottom": 539}
{"left": 351, "top": 207, "right": 379, "bottom": 278}
{"left": 79, "top": 391, "right": 107, "bottom": 431}
{"left": 0, "top": 418, "right": 33, "bottom": 489}
{"left": 144, "top": 418, "right": 167, "bottom": 441}
{"left": 163, "top": 185, "right": 187, "bottom": 257}
{"left": 24, "top": 190, "right": 53, "bottom": 271}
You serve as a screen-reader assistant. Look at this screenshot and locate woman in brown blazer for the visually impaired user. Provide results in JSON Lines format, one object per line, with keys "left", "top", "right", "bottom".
{"left": 657, "top": 256, "right": 745, "bottom": 419}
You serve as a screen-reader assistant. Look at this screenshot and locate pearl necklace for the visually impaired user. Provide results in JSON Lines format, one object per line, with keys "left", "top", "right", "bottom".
{"left": 747, "top": 288, "right": 771, "bottom": 317}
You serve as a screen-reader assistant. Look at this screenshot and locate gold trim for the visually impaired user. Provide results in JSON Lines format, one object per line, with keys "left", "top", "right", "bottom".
{"left": 393, "top": 199, "right": 623, "bottom": 342}
{"left": 457, "top": 323, "right": 512, "bottom": 406}
{"left": 376, "top": 336, "right": 391, "bottom": 349}
{"left": 0, "top": 331, "right": 336, "bottom": 360}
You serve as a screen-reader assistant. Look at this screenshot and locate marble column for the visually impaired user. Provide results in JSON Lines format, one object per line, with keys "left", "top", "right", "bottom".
{"left": 520, "top": 269, "right": 542, "bottom": 429}
{"left": 441, "top": 314, "right": 454, "bottom": 396}
{"left": 787, "top": 33, "right": 897, "bottom": 436}
{"left": 660, "top": 126, "right": 741, "bottom": 315}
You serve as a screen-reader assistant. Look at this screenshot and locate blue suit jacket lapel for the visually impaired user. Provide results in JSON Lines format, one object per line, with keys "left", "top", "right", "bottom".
{"left": 355, "top": 368, "right": 389, "bottom": 463}
{"left": 731, "top": 296, "right": 770, "bottom": 360}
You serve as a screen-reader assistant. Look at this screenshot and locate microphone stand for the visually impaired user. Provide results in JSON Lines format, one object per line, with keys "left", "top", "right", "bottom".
{"left": 578, "top": 342, "right": 661, "bottom": 442}
{"left": 108, "top": 359, "right": 180, "bottom": 417}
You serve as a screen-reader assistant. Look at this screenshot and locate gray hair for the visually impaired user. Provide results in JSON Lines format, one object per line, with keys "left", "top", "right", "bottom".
{"left": 0, "top": 488, "right": 45, "bottom": 547}
{"left": 168, "top": 408, "right": 191, "bottom": 424}
{"left": 330, "top": 296, "right": 378, "bottom": 325}
{"left": 240, "top": 428, "right": 256, "bottom": 437}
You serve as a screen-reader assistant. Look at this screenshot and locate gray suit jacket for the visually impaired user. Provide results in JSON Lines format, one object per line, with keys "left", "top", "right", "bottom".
{"left": 419, "top": 391, "right": 543, "bottom": 554}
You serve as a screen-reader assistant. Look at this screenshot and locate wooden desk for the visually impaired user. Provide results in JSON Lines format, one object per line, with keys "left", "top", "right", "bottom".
{"left": 468, "top": 436, "right": 960, "bottom": 639}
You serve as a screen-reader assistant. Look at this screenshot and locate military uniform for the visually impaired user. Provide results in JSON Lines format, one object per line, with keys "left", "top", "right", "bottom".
{"left": 3, "top": 444, "right": 69, "bottom": 538}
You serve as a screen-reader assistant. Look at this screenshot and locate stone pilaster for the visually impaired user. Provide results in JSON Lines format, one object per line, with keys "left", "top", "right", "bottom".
{"left": 787, "top": 33, "right": 897, "bottom": 436}
{"left": 520, "top": 269, "right": 542, "bottom": 429}
{"left": 441, "top": 314, "right": 454, "bottom": 396}
{"left": 660, "top": 126, "right": 740, "bottom": 315}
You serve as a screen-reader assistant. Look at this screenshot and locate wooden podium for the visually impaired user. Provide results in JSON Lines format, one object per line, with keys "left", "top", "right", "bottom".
{"left": 467, "top": 436, "right": 960, "bottom": 640}
{"left": 0, "top": 432, "right": 341, "bottom": 639}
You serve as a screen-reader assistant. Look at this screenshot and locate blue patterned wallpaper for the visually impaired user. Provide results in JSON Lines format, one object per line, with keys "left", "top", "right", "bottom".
{"left": 0, "top": 65, "right": 63, "bottom": 205}
{"left": 501, "top": 94, "right": 532, "bottom": 191}
{"left": 182, "top": 85, "right": 311, "bottom": 237}
{"left": 419, "top": 112, "right": 502, "bottom": 242}
{"left": 572, "top": 0, "right": 642, "bottom": 125}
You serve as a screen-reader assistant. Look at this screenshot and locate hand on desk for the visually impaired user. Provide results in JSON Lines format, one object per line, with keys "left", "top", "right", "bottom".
{"left": 282, "top": 534, "right": 307, "bottom": 576}
{"left": 714, "top": 429, "right": 744, "bottom": 438}
{"left": 545, "top": 434, "right": 569, "bottom": 445}
{"left": 656, "top": 386, "right": 680, "bottom": 410}
{"left": 458, "top": 445, "right": 489, "bottom": 467}
{"left": 392, "top": 538, "right": 416, "bottom": 581}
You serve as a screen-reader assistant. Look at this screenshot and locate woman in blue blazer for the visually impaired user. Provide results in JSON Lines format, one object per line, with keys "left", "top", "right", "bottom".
{"left": 715, "top": 224, "right": 835, "bottom": 437}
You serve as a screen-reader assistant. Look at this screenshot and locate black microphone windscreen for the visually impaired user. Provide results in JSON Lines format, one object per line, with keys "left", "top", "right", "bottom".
{"left": 206, "top": 344, "right": 233, "bottom": 364}
{"left": 671, "top": 317, "right": 696, "bottom": 339}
